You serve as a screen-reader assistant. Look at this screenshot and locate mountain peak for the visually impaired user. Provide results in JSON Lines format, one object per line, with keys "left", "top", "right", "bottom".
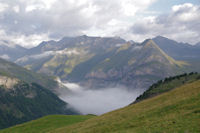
{"left": 141, "top": 39, "right": 186, "bottom": 67}
{"left": 153, "top": 36, "right": 177, "bottom": 44}
{"left": 154, "top": 35, "right": 168, "bottom": 40}
{"left": 142, "top": 39, "right": 159, "bottom": 49}
{"left": 80, "top": 35, "right": 88, "bottom": 38}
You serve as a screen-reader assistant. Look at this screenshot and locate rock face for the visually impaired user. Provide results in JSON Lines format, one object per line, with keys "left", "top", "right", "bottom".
{"left": 0, "top": 58, "right": 59, "bottom": 91}
{"left": 68, "top": 39, "right": 188, "bottom": 89}
{"left": 0, "top": 76, "right": 19, "bottom": 89}
{"left": 13, "top": 36, "right": 191, "bottom": 89}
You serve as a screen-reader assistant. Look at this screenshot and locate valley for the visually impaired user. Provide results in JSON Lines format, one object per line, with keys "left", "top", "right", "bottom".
{"left": 1, "top": 73, "right": 199, "bottom": 133}
{"left": 0, "top": 35, "right": 199, "bottom": 132}
{"left": 0, "top": 1, "right": 200, "bottom": 132}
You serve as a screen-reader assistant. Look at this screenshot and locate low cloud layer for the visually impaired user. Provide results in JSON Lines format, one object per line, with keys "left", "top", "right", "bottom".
{"left": 59, "top": 82, "right": 144, "bottom": 115}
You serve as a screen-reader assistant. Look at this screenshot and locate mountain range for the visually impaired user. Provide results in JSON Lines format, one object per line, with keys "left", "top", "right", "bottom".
{"left": 3, "top": 35, "right": 198, "bottom": 89}
{"left": 0, "top": 35, "right": 199, "bottom": 131}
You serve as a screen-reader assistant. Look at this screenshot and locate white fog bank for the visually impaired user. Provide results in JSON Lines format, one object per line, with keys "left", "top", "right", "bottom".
{"left": 59, "top": 81, "right": 144, "bottom": 115}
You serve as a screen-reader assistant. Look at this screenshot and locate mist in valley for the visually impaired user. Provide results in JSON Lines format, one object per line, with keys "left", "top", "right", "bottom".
{"left": 58, "top": 81, "right": 144, "bottom": 115}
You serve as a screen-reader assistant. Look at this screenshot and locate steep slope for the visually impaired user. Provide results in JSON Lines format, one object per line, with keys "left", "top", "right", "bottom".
{"left": 135, "top": 72, "right": 200, "bottom": 103}
{"left": 0, "top": 41, "right": 27, "bottom": 61}
{"left": 0, "top": 76, "right": 77, "bottom": 129}
{"left": 15, "top": 36, "right": 190, "bottom": 89}
{"left": 153, "top": 36, "right": 200, "bottom": 61}
{"left": 16, "top": 35, "right": 125, "bottom": 79}
{"left": 1, "top": 74, "right": 199, "bottom": 133}
{"left": 0, "top": 58, "right": 58, "bottom": 91}
{"left": 68, "top": 39, "right": 187, "bottom": 88}
{"left": 50, "top": 77, "right": 200, "bottom": 133}
{"left": 0, "top": 115, "right": 94, "bottom": 133}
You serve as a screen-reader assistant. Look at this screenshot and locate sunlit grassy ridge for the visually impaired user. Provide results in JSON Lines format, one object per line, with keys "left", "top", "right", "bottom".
{"left": 135, "top": 72, "right": 200, "bottom": 103}
{"left": 0, "top": 115, "right": 94, "bottom": 133}
{"left": 50, "top": 79, "right": 200, "bottom": 133}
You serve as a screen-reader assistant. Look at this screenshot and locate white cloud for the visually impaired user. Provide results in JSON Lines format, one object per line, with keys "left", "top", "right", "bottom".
{"left": 0, "top": 54, "right": 10, "bottom": 60}
{"left": 121, "top": 0, "right": 157, "bottom": 16}
{"left": 130, "top": 3, "right": 200, "bottom": 44}
{"left": 13, "top": 5, "right": 19, "bottom": 13}
{"left": 171, "top": 3, "right": 200, "bottom": 22}
{"left": 0, "top": 0, "right": 157, "bottom": 47}
{"left": 59, "top": 81, "right": 143, "bottom": 115}
{"left": 0, "top": 3, "right": 8, "bottom": 12}
{"left": 0, "top": 30, "right": 50, "bottom": 48}
{"left": 172, "top": 3, "right": 193, "bottom": 12}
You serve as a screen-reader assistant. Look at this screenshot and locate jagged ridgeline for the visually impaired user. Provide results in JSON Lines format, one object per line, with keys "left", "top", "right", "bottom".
{"left": 15, "top": 36, "right": 192, "bottom": 89}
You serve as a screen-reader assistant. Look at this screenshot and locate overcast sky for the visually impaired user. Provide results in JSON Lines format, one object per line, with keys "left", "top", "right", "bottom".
{"left": 0, "top": 0, "right": 199, "bottom": 47}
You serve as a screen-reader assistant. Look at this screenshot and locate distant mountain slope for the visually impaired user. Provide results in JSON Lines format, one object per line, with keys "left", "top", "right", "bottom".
{"left": 0, "top": 76, "right": 77, "bottom": 129}
{"left": 153, "top": 36, "right": 200, "bottom": 61}
{"left": 15, "top": 36, "right": 189, "bottom": 89}
{"left": 15, "top": 35, "right": 126, "bottom": 79}
{"left": 0, "top": 115, "right": 94, "bottom": 133}
{"left": 196, "top": 42, "right": 200, "bottom": 47}
{"left": 68, "top": 39, "right": 188, "bottom": 88}
{"left": 49, "top": 77, "right": 200, "bottom": 133}
{"left": 0, "top": 41, "right": 27, "bottom": 61}
{"left": 0, "top": 58, "right": 58, "bottom": 91}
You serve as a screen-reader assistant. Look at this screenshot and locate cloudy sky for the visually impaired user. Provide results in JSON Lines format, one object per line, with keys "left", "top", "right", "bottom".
{"left": 0, "top": 0, "right": 199, "bottom": 47}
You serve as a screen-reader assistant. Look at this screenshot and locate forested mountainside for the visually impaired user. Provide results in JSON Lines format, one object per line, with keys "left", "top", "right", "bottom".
{"left": 0, "top": 76, "right": 77, "bottom": 129}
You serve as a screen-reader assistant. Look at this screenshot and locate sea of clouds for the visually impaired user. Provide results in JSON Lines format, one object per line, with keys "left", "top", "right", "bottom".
{"left": 58, "top": 81, "right": 144, "bottom": 115}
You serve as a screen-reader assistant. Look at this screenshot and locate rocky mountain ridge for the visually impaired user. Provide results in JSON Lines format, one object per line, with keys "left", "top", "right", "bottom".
{"left": 1, "top": 35, "right": 199, "bottom": 89}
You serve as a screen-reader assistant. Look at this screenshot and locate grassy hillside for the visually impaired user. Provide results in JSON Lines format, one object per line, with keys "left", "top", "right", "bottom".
{"left": 135, "top": 72, "right": 200, "bottom": 103}
{"left": 0, "top": 115, "right": 94, "bottom": 133}
{"left": 1, "top": 74, "right": 200, "bottom": 132}
{"left": 50, "top": 78, "right": 200, "bottom": 132}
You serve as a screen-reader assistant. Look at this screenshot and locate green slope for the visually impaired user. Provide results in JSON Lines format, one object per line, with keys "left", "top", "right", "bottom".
{"left": 0, "top": 115, "right": 94, "bottom": 133}
{"left": 135, "top": 72, "right": 200, "bottom": 103}
{"left": 50, "top": 78, "right": 200, "bottom": 132}
{"left": 2, "top": 74, "right": 200, "bottom": 132}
